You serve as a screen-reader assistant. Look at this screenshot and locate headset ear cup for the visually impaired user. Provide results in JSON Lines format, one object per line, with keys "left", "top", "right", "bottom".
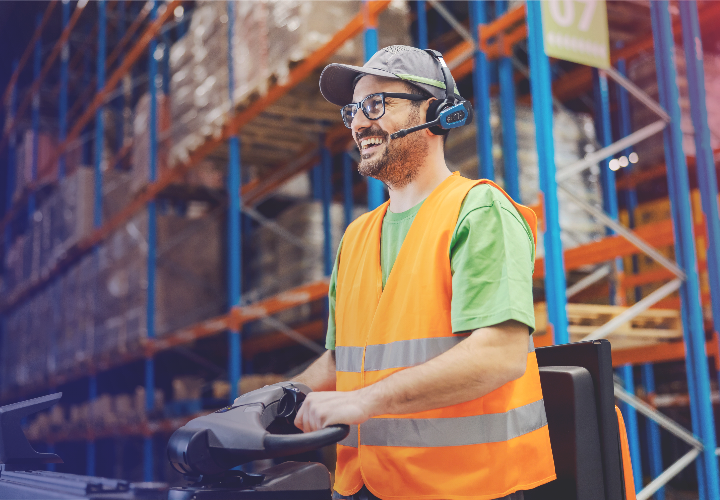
{"left": 462, "top": 101, "right": 474, "bottom": 126}
{"left": 426, "top": 100, "right": 449, "bottom": 136}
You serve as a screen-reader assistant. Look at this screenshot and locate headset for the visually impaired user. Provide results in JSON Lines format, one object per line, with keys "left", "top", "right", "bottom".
{"left": 390, "top": 49, "right": 474, "bottom": 140}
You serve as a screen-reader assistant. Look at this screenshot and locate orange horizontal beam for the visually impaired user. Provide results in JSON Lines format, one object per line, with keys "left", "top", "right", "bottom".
{"left": 243, "top": 320, "right": 326, "bottom": 358}
{"left": 0, "top": 2, "right": 87, "bottom": 157}
{"left": 535, "top": 218, "right": 681, "bottom": 279}
{"left": 223, "top": 1, "right": 391, "bottom": 136}
{"left": 2, "top": 1, "right": 57, "bottom": 106}
{"left": 57, "top": 0, "right": 181, "bottom": 177}
{"left": 550, "top": 1, "right": 720, "bottom": 103}
{"left": 242, "top": 143, "right": 320, "bottom": 206}
{"left": 37, "top": 413, "right": 202, "bottom": 445}
{"left": 4, "top": 279, "right": 332, "bottom": 402}
{"left": 68, "top": 2, "right": 152, "bottom": 123}
{"left": 479, "top": 4, "right": 526, "bottom": 45}
{"left": 152, "top": 279, "right": 329, "bottom": 354}
{"left": 0, "top": 2, "right": 181, "bottom": 312}
{"left": 611, "top": 336, "right": 719, "bottom": 368}
{"left": 0, "top": 1, "right": 393, "bottom": 310}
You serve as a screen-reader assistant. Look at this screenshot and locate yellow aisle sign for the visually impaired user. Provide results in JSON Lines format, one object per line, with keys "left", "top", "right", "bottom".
{"left": 541, "top": 0, "right": 610, "bottom": 69}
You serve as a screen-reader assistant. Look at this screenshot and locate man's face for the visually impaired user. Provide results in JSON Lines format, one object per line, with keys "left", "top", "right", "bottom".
{"left": 350, "top": 76, "right": 430, "bottom": 189}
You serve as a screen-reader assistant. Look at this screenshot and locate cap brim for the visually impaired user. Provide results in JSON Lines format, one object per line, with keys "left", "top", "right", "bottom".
{"left": 319, "top": 63, "right": 399, "bottom": 106}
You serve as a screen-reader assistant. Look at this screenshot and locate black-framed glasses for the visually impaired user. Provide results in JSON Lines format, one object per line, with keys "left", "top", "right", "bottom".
{"left": 341, "top": 92, "right": 428, "bottom": 129}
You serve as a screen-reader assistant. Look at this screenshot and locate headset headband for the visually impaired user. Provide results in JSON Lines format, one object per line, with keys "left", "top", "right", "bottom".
{"left": 423, "top": 49, "right": 459, "bottom": 103}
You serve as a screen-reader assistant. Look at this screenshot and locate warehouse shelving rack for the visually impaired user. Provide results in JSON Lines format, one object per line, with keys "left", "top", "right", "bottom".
{"left": 2, "top": 1, "right": 720, "bottom": 497}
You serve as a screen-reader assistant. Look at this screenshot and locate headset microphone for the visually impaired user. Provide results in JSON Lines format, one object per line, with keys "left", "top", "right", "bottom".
{"left": 390, "top": 118, "right": 440, "bottom": 140}
{"left": 390, "top": 49, "right": 473, "bottom": 141}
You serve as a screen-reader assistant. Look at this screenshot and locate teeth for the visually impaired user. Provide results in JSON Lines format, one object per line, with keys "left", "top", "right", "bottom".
{"left": 360, "top": 137, "right": 383, "bottom": 149}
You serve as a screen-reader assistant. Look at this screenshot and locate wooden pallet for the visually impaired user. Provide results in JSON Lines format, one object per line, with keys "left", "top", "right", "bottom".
{"left": 533, "top": 302, "right": 683, "bottom": 351}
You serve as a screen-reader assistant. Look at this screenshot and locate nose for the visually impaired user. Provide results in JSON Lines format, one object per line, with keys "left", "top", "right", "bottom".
{"left": 351, "top": 107, "right": 372, "bottom": 136}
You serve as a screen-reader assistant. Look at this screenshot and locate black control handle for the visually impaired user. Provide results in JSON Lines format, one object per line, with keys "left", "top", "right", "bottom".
{"left": 264, "top": 424, "right": 350, "bottom": 456}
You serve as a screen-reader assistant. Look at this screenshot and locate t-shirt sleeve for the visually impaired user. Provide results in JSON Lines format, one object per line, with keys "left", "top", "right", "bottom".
{"left": 450, "top": 185, "right": 536, "bottom": 334}
{"left": 325, "top": 237, "right": 344, "bottom": 350}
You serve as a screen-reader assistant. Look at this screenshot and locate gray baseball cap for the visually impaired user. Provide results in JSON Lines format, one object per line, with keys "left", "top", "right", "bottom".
{"left": 319, "top": 45, "right": 457, "bottom": 106}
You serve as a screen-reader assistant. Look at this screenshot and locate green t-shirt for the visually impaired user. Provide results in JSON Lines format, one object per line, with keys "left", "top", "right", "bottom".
{"left": 325, "top": 183, "right": 536, "bottom": 350}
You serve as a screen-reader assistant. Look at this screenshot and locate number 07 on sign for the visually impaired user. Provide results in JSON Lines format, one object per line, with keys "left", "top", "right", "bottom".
{"left": 541, "top": 0, "right": 610, "bottom": 69}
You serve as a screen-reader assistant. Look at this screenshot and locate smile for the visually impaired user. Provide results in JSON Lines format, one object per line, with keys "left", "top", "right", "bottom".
{"left": 360, "top": 137, "right": 384, "bottom": 150}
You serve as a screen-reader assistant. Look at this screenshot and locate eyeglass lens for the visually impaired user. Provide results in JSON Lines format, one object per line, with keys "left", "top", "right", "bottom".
{"left": 342, "top": 94, "right": 385, "bottom": 128}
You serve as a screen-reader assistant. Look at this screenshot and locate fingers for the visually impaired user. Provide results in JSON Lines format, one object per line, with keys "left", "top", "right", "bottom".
{"left": 294, "top": 393, "right": 330, "bottom": 432}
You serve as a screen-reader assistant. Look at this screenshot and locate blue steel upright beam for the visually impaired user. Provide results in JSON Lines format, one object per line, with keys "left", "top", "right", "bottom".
{"left": 416, "top": 0, "right": 428, "bottom": 50}
{"left": 47, "top": 3, "right": 71, "bottom": 471}
{"left": 616, "top": 56, "right": 640, "bottom": 302}
{"left": 88, "top": 0, "right": 107, "bottom": 479}
{"left": 469, "top": 1, "right": 494, "bottom": 181}
{"left": 650, "top": 3, "right": 720, "bottom": 499}
{"left": 343, "top": 153, "right": 354, "bottom": 228}
{"left": 616, "top": 55, "right": 663, "bottom": 499}
{"left": 321, "top": 142, "right": 333, "bottom": 276}
{"left": 58, "top": 0, "right": 70, "bottom": 180}
{"left": 495, "top": 1, "right": 519, "bottom": 201}
{"left": 592, "top": 70, "right": 623, "bottom": 300}
{"left": 642, "top": 363, "right": 665, "bottom": 500}
{"left": 1, "top": 59, "right": 18, "bottom": 400}
{"left": 364, "top": 0, "right": 384, "bottom": 211}
{"left": 593, "top": 68, "right": 642, "bottom": 490}
{"left": 592, "top": 71, "right": 619, "bottom": 234}
{"left": 144, "top": 0, "right": 158, "bottom": 482}
{"left": 679, "top": 0, "right": 720, "bottom": 373}
{"left": 30, "top": 13, "right": 42, "bottom": 219}
{"left": 226, "top": 0, "right": 242, "bottom": 404}
{"left": 525, "top": 2, "right": 568, "bottom": 344}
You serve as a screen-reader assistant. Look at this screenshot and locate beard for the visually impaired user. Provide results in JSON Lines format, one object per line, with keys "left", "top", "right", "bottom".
{"left": 356, "top": 108, "right": 429, "bottom": 190}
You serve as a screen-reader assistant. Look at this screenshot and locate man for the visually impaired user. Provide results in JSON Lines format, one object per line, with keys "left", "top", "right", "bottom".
{"left": 293, "top": 46, "right": 555, "bottom": 500}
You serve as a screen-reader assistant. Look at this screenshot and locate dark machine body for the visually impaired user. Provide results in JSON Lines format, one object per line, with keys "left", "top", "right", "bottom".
{"left": 0, "top": 342, "right": 636, "bottom": 500}
{"left": 165, "top": 382, "right": 348, "bottom": 499}
{"left": 0, "top": 383, "right": 347, "bottom": 500}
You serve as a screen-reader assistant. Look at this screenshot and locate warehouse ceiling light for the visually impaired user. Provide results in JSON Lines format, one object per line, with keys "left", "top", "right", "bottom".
{"left": 629, "top": 152, "right": 639, "bottom": 163}
{"left": 608, "top": 158, "right": 620, "bottom": 171}
{"left": 174, "top": 5, "right": 184, "bottom": 20}
{"left": 618, "top": 156, "right": 629, "bottom": 167}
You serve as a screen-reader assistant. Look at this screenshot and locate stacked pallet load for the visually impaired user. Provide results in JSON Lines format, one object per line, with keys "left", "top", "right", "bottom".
{"left": 445, "top": 100, "right": 604, "bottom": 255}
{"left": 245, "top": 198, "right": 357, "bottom": 335}
{"left": 168, "top": 0, "right": 412, "bottom": 168}
{"left": 0, "top": 206, "right": 225, "bottom": 396}
{"left": 628, "top": 47, "right": 720, "bottom": 168}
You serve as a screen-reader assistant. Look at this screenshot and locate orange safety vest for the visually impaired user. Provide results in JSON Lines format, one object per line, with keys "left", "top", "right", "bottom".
{"left": 334, "top": 173, "right": 556, "bottom": 500}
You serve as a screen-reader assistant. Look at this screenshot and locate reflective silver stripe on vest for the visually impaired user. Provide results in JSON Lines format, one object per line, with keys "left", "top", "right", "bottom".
{"left": 336, "top": 337, "right": 464, "bottom": 373}
{"left": 338, "top": 335, "right": 535, "bottom": 373}
{"left": 336, "top": 346, "right": 364, "bottom": 373}
{"left": 338, "top": 424, "right": 359, "bottom": 448}
{"left": 359, "top": 399, "right": 547, "bottom": 447}
{"left": 365, "top": 337, "right": 465, "bottom": 371}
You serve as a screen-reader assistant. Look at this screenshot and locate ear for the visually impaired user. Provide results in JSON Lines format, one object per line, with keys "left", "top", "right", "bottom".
{"left": 425, "top": 98, "right": 449, "bottom": 136}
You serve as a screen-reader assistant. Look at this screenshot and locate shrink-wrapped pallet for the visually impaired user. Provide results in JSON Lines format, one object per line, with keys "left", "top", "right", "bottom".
{"left": 4, "top": 235, "right": 24, "bottom": 293}
{"left": 168, "top": 0, "right": 411, "bottom": 165}
{"left": 58, "top": 166, "right": 95, "bottom": 254}
{"left": 446, "top": 100, "right": 603, "bottom": 255}
{"left": 131, "top": 92, "right": 172, "bottom": 194}
{"left": 155, "top": 211, "right": 225, "bottom": 336}
{"left": 245, "top": 200, "right": 364, "bottom": 334}
{"left": 13, "top": 130, "right": 57, "bottom": 202}
{"left": 628, "top": 48, "right": 720, "bottom": 168}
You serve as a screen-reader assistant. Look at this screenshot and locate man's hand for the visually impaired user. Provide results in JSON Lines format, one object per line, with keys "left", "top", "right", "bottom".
{"left": 294, "top": 390, "right": 372, "bottom": 432}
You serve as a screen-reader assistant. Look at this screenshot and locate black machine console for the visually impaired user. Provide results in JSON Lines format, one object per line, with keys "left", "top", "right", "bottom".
{"left": 0, "top": 383, "right": 348, "bottom": 500}
{"left": 167, "top": 382, "right": 348, "bottom": 499}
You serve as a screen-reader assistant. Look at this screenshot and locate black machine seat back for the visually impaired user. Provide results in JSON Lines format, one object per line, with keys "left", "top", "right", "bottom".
{"left": 525, "top": 340, "right": 628, "bottom": 500}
